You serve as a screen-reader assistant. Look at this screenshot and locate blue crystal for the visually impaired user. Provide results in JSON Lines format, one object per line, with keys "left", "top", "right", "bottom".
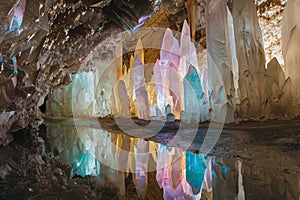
{"left": 186, "top": 152, "right": 206, "bottom": 190}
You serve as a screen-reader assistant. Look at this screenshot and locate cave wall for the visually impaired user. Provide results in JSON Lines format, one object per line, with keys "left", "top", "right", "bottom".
{"left": 0, "top": 0, "right": 162, "bottom": 144}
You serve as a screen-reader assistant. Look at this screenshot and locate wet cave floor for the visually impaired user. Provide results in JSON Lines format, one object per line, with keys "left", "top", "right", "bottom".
{"left": 1, "top": 117, "right": 300, "bottom": 199}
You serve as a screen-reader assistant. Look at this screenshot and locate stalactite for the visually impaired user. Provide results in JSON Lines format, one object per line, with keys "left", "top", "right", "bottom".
{"left": 185, "top": 0, "right": 196, "bottom": 40}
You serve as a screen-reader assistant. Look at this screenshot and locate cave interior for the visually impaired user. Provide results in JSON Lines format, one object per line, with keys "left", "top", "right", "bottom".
{"left": 1, "top": 0, "right": 300, "bottom": 199}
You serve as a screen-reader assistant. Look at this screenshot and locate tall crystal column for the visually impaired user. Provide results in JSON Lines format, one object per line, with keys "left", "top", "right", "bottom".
{"left": 117, "top": 79, "right": 130, "bottom": 117}
{"left": 159, "top": 28, "right": 182, "bottom": 118}
{"left": 183, "top": 65, "right": 209, "bottom": 123}
{"left": 154, "top": 59, "right": 168, "bottom": 117}
{"left": 232, "top": 0, "right": 266, "bottom": 119}
{"left": 133, "top": 56, "right": 149, "bottom": 120}
{"left": 205, "top": 0, "right": 235, "bottom": 123}
{"left": 281, "top": 0, "right": 300, "bottom": 115}
{"left": 116, "top": 42, "right": 123, "bottom": 83}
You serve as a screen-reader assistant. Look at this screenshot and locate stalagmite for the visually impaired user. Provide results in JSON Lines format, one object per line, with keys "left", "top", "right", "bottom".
{"left": 199, "top": 50, "right": 211, "bottom": 114}
{"left": 182, "top": 65, "right": 209, "bottom": 123}
{"left": 160, "top": 28, "right": 183, "bottom": 118}
{"left": 117, "top": 79, "right": 130, "bottom": 117}
{"left": 160, "top": 29, "right": 180, "bottom": 68}
{"left": 110, "top": 87, "right": 117, "bottom": 115}
{"left": 148, "top": 75, "right": 157, "bottom": 107}
{"left": 135, "top": 39, "right": 144, "bottom": 64}
{"left": 162, "top": 30, "right": 181, "bottom": 97}
{"left": 227, "top": 7, "right": 239, "bottom": 101}
{"left": 232, "top": 0, "right": 266, "bottom": 119}
{"left": 123, "top": 60, "right": 134, "bottom": 115}
{"left": 169, "top": 66, "right": 183, "bottom": 118}
{"left": 205, "top": 0, "right": 235, "bottom": 123}
{"left": 154, "top": 59, "right": 169, "bottom": 117}
{"left": 180, "top": 20, "right": 190, "bottom": 77}
{"left": 133, "top": 56, "right": 149, "bottom": 120}
{"left": 116, "top": 42, "right": 123, "bottom": 83}
{"left": 264, "top": 58, "right": 293, "bottom": 118}
{"left": 281, "top": 0, "right": 300, "bottom": 115}
{"left": 150, "top": 107, "right": 156, "bottom": 117}
{"left": 180, "top": 20, "right": 198, "bottom": 73}
{"left": 180, "top": 20, "right": 203, "bottom": 122}
{"left": 165, "top": 104, "right": 175, "bottom": 122}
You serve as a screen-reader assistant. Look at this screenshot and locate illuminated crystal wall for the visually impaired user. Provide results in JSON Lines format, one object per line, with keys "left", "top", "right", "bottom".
{"left": 46, "top": 0, "right": 300, "bottom": 123}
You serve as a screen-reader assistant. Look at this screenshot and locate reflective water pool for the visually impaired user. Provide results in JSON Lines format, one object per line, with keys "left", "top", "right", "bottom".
{"left": 41, "top": 119, "right": 300, "bottom": 200}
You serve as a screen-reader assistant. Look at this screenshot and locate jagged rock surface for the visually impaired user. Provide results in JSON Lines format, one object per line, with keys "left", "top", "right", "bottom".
{"left": 0, "top": 0, "right": 166, "bottom": 144}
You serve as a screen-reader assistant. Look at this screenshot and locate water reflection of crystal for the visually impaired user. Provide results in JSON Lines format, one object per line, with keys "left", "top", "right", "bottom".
{"left": 43, "top": 120, "right": 300, "bottom": 199}
{"left": 44, "top": 121, "right": 215, "bottom": 199}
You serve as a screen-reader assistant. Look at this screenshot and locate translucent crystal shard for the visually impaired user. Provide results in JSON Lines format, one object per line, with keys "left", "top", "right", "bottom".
{"left": 205, "top": 0, "right": 235, "bottom": 123}
{"left": 159, "top": 28, "right": 183, "bottom": 118}
{"left": 183, "top": 65, "right": 209, "bottom": 123}
{"left": 135, "top": 39, "right": 144, "bottom": 65}
{"left": 154, "top": 59, "right": 169, "bottom": 116}
{"left": 227, "top": 7, "right": 239, "bottom": 101}
{"left": 123, "top": 56, "right": 134, "bottom": 108}
{"left": 8, "top": 0, "right": 26, "bottom": 33}
{"left": 180, "top": 20, "right": 198, "bottom": 75}
{"left": 46, "top": 64, "right": 119, "bottom": 118}
{"left": 169, "top": 65, "right": 183, "bottom": 118}
{"left": 160, "top": 28, "right": 180, "bottom": 68}
{"left": 180, "top": 20, "right": 191, "bottom": 77}
{"left": 232, "top": 0, "right": 266, "bottom": 119}
{"left": 116, "top": 42, "right": 123, "bottom": 83}
{"left": 118, "top": 79, "right": 130, "bottom": 117}
{"left": 133, "top": 56, "right": 149, "bottom": 120}
{"left": 110, "top": 87, "right": 117, "bottom": 115}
